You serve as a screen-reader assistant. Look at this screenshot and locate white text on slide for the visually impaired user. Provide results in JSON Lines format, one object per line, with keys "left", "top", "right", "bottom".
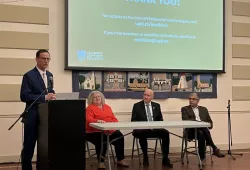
{"left": 126, "top": 0, "right": 181, "bottom": 6}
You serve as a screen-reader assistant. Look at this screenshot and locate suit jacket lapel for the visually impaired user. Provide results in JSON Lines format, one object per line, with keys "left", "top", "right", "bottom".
{"left": 187, "top": 105, "right": 196, "bottom": 119}
{"left": 151, "top": 102, "right": 157, "bottom": 120}
{"left": 140, "top": 101, "right": 148, "bottom": 121}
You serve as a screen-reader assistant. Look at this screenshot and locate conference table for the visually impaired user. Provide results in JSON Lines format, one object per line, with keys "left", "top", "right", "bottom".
{"left": 90, "top": 120, "right": 211, "bottom": 170}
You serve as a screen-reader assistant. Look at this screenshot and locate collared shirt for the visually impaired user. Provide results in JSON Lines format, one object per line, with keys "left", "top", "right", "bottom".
{"left": 36, "top": 66, "right": 47, "bottom": 88}
{"left": 144, "top": 102, "right": 153, "bottom": 121}
{"left": 192, "top": 106, "right": 201, "bottom": 121}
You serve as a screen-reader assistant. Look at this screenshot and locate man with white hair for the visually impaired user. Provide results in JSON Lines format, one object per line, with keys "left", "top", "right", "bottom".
{"left": 131, "top": 89, "right": 173, "bottom": 168}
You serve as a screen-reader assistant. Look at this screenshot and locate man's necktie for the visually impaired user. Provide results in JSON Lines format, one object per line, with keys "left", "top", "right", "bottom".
{"left": 42, "top": 73, "right": 47, "bottom": 88}
{"left": 146, "top": 104, "right": 153, "bottom": 121}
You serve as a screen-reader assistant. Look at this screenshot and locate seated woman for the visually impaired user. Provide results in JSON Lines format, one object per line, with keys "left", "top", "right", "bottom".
{"left": 86, "top": 90, "right": 129, "bottom": 169}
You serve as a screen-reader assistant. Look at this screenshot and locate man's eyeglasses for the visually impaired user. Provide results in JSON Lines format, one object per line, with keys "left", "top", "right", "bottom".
{"left": 189, "top": 98, "right": 198, "bottom": 101}
{"left": 39, "top": 57, "right": 51, "bottom": 61}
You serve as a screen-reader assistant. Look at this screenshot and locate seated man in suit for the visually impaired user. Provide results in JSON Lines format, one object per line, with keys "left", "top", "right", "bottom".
{"left": 181, "top": 93, "right": 225, "bottom": 163}
{"left": 131, "top": 89, "right": 173, "bottom": 168}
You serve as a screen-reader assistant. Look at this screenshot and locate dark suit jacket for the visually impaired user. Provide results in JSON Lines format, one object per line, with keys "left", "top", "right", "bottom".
{"left": 131, "top": 100, "right": 163, "bottom": 122}
{"left": 20, "top": 67, "right": 54, "bottom": 124}
{"left": 181, "top": 105, "right": 213, "bottom": 129}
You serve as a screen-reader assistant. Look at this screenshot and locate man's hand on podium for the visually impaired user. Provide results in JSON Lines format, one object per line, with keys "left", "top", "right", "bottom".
{"left": 46, "top": 93, "right": 56, "bottom": 101}
{"left": 51, "top": 93, "right": 56, "bottom": 100}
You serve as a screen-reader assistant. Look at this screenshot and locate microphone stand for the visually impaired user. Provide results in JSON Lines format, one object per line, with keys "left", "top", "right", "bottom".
{"left": 226, "top": 100, "right": 243, "bottom": 160}
{"left": 8, "top": 87, "right": 50, "bottom": 170}
{"left": 8, "top": 87, "right": 49, "bottom": 130}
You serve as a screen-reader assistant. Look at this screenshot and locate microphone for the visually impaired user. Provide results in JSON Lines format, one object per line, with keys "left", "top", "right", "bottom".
{"left": 227, "top": 99, "right": 231, "bottom": 108}
{"left": 49, "top": 76, "right": 53, "bottom": 89}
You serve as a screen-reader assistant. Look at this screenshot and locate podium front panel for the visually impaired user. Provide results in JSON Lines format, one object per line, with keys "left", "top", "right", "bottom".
{"left": 37, "top": 103, "right": 49, "bottom": 170}
{"left": 37, "top": 100, "right": 86, "bottom": 170}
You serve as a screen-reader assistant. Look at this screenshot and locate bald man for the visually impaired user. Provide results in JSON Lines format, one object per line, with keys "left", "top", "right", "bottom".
{"left": 131, "top": 89, "right": 172, "bottom": 168}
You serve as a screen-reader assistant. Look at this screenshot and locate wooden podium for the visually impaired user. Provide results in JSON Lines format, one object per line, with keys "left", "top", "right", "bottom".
{"left": 37, "top": 100, "right": 86, "bottom": 170}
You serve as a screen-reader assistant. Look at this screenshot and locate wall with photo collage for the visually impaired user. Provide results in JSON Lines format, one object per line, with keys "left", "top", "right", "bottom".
{"left": 72, "top": 71, "right": 217, "bottom": 99}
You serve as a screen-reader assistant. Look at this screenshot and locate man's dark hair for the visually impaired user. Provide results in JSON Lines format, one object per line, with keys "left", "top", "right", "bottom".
{"left": 36, "top": 49, "right": 50, "bottom": 58}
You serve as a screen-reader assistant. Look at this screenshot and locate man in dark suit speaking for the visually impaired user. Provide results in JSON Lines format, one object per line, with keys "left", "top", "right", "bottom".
{"left": 131, "top": 89, "right": 172, "bottom": 167}
{"left": 20, "top": 49, "right": 56, "bottom": 170}
{"left": 181, "top": 93, "right": 224, "bottom": 164}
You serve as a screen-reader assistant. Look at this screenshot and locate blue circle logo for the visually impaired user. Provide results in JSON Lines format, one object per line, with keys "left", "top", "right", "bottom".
{"left": 77, "top": 50, "right": 87, "bottom": 61}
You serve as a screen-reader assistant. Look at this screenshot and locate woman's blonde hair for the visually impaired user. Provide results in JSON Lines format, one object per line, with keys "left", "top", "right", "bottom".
{"left": 87, "top": 90, "right": 105, "bottom": 106}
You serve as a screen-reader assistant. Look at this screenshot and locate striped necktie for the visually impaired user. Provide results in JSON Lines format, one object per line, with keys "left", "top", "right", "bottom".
{"left": 146, "top": 104, "right": 153, "bottom": 121}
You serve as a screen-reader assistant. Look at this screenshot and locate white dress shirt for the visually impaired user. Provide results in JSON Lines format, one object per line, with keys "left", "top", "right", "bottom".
{"left": 192, "top": 106, "right": 201, "bottom": 121}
